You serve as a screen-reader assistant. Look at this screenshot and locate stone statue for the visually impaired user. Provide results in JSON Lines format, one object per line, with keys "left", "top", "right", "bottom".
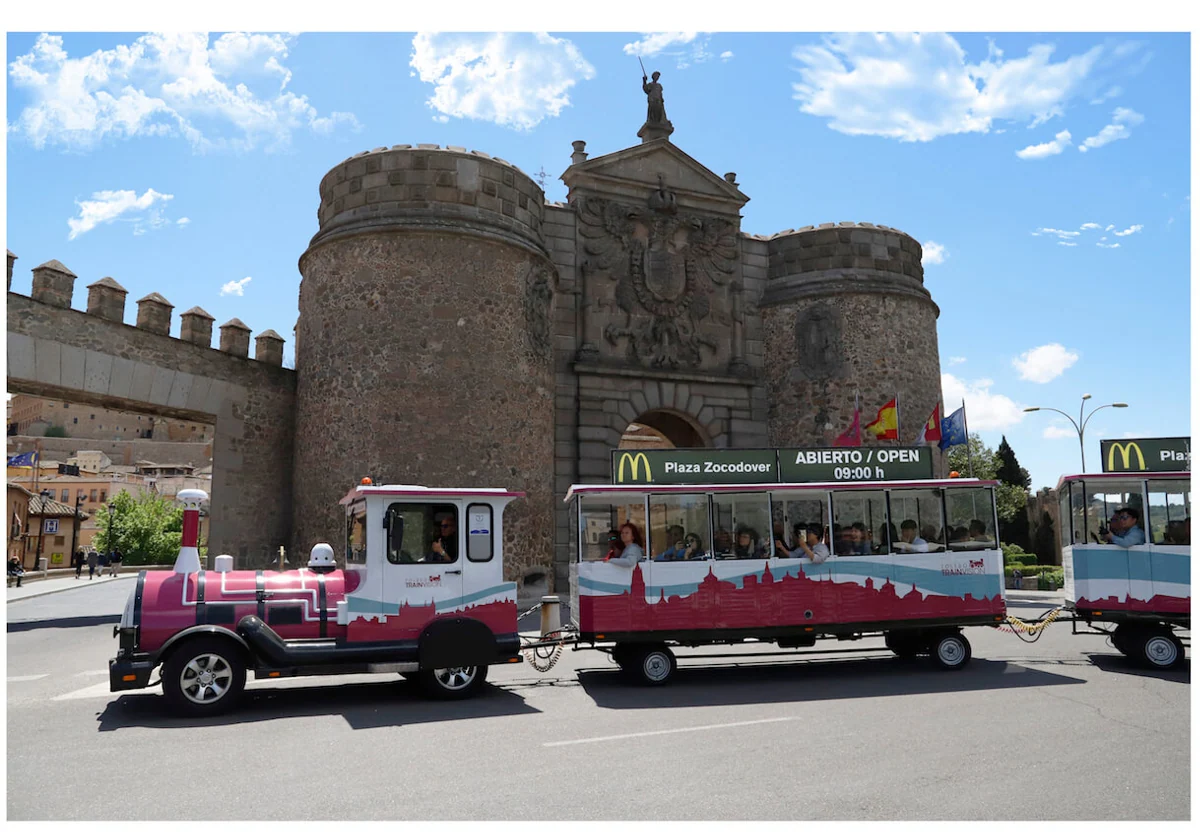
{"left": 638, "top": 70, "right": 674, "bottom": 142}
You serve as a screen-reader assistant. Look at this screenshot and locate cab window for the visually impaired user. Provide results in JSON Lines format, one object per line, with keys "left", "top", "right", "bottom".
{"left": 345, "top": 506, "right": 368, "bottom": 565}
{"left": 385, "top": 503, "right": 459, "bottom": 564}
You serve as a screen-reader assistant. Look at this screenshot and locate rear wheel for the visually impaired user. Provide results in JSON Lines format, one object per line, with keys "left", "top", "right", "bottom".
{"left": 931, "top": 630, "right": 972, "bottom": 670}
{"left": 630, "top": 645, "right": 676, "bottom": 686}
{"left": 1110, "top": 624, "right": 1137, "bottom": 657}
{"left": 884, "top": 630, "right": 925, "bottom": 659}
{"left": 1136, "top": 627, "right": 1184, "bottom": 669}
{"left": 418, "top": 664, "right": 489, "bottom": 699}
{"left": 161, "top": 637, "right": 247, "bottom": 717}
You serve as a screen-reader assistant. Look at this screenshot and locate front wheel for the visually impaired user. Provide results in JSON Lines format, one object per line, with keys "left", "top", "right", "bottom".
{"left": 931, "top": 630, "right": 972, "bottom": 670}
{"left": 418, "top": 664, "right": 489, "bottom": 699}
{"left": 161, "top": 637, "right": 247, "bottom": 717}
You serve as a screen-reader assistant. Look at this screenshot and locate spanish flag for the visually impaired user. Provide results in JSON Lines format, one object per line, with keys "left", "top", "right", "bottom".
{"left": 864, "top": 398, "right": 899, "bottom": 440}
{"left": 914, "top": 404, "right": 942, "bottom": 445}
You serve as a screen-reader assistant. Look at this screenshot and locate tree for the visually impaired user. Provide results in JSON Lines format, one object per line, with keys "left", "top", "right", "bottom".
{"left": 1033, "top": 510, "right": 1057, "bottom": 565}
{"left": 93, "top": 490, "right": 183, "bottom": 566}
{"left": 996, "top": 436, "right": 1031, "bottom": 490}
{"left": 946, "top": 433, "right": 1032, "bottom": 550}
{"left": 945, "top": 433, "right": 997, "bottom": 479}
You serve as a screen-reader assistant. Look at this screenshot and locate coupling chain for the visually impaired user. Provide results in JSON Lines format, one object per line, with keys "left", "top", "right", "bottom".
{"left": 997, "top": 606, "right": 1064, "bottom": 635}
{"left": 523, "top": 626, "right": 570, "bottom": 673}
{"left": 517, "top": 603, "right": 542, "bottom": 622}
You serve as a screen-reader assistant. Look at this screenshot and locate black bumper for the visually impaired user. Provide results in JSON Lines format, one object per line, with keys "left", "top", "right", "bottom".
{"left": 109, "top": 656, "right": 155, "bottom": 692}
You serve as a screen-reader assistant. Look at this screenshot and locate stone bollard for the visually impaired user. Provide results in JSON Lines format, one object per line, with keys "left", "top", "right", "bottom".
{"left": 540, "top": 595, "right": 561, "bottom": 637}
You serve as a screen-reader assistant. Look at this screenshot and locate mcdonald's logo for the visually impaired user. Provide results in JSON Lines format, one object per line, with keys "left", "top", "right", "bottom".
{"left": 1107, "top": 441, "right": 1147, "bottom": 471}
{"left": 616, "top": 452, "right": 653, "bottom": 482}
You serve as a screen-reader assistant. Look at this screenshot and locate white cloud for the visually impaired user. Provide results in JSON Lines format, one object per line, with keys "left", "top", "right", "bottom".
{"left": 791, "top": 33, "right": 1107, "bottom": 142}
{"left": 176, "top": 217, "right": 190, "bottom": 227}
{"left": 1113, "top": 224, "right": 1143, "bottom": 236}
{"left": 1057, "top": 241, "right": 1077, "bottom": 247}
{"left": 1090, "top": 85, "right": 1122, "bottom": 105}
{"left": 948, "top": 356, "right": 967, "bottom": 365}
{"left": 921, "top": 241, "right": 947, "bottom": 264}
{"left": 623, "top": 32, "right": 697, "bottom": 57}
{"left": 409, "top": 32, "right": 594, "bottom": 130}
{"left": 1079, "top": 222, "right": 1101, "bottom": 230}
{"left": 1097, "top": 242, "right": 1121, "bottom": 249}
{"left": 1013, "top": 342, "right": 1080, "bottom": 383}
{"left": 220, "top": 276, "right": 252, "bottom": 296}
{"left": 1016, "top": 129, "right": 1072, "bottom": 159}
{"left": 720, "top": 51, "right": 734, "bottom": 62}
{"left": 1034, "top": 227, "right": 1081, "bottom": 239}
{"left": 66, "top": 188, "right": 174, "bottom": 240}
{"left": 1043, "top": 426, "right": 1077, "bottom": 439}
{"left": 8, "top": 33, "right": 360, "bottom": 153}
{"left": 1078, "top": 106, "right": 1144, "bottom": 152}
{"left": 623, "top": 32, "right": 717, "bottom": 69}
{"left": 941, "top": 373, "right": 1025, "bottom": 431}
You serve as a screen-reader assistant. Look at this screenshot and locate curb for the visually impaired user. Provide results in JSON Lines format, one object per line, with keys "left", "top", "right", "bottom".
{"left": 6, "top": 575, "right": 124, "bottom": 604}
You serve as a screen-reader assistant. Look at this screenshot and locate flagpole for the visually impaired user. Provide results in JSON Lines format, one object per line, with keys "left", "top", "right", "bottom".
{"left": 895, "top": 393, "right": 901, "bottom": 446}
{"left": 961, "top": 398, "right": 973, "bottom": 477}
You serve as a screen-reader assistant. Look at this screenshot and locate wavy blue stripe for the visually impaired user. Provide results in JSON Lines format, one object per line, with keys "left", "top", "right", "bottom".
{"left": 1071, "top": 547, "right": 1191, "bottom": 585}
{"left": 346, "top": 582, "right": 517, "bottom": 616}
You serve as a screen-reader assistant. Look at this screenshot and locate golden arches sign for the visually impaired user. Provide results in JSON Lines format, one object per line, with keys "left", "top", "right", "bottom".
{"left": 1106, "top": 441, "right": 1147, "bottom": 472}
{"left": 616, "top": 452, "right": 653, "bottom": 482}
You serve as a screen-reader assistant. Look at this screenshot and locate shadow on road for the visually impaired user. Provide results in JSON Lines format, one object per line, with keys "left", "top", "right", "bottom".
{"left": 95, "top": 677, "right": 539, "bottom": 731}
{"left": 576, "top": 655, "right": 1087, "bottom": 709}
{"left": 7, "top": 615, "right": 120, "bottom": 633}
{"left": 1085, "top": 653, "right": 1191, "bottom": 684}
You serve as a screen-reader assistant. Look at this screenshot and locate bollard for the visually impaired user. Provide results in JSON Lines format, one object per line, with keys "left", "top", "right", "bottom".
{"left": 213, "top": 554, "right": 234, "bottom": 572}
{"left": 540, "top": 595, "right": 561, "bottom": 637}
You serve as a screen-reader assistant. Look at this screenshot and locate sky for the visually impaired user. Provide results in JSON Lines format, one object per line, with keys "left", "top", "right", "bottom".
{"left": 3, "top": 16, "right": 1193, "bottom": 493}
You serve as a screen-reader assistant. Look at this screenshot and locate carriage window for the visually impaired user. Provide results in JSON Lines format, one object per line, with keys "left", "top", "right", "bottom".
{"left": 647, "top": 494, "right": 710, "bottom": 562}
{"left": 345, "top": 506, "right": 368, "bottom": 565}
{"left": 831, "top": 491, "right": 888, "bottom": 555}
{"left": 1071, "top": 482, "right": 1087, "bottom": 546}
{"left": 466, "top": 504, "right": 493, "bottom": 561}
{"left": 888, "top": 488, "right": 945, "bottom": 554}
{"left": 385, "top": 503, "right": 459, "bottom": 564}
{"left": 1147, "top": 480, "right": 1189, "bottom": 545}
{"left": 943, "top": 488, "right": 997, "bottom": 551}
{"left": 1059, "top": 486, "right": 1073, "bottom": 547}
{"left": 771, "top": 492, "right": 830, "bottom": 558}
{"left": 578, "top": 494, "right": 647, "bottom": 562}
{"left": 712, "top": 493, "right": 771, "bottom": 560}
{"left": 1082, "top": 480, "right": 1144, "bottom": 545}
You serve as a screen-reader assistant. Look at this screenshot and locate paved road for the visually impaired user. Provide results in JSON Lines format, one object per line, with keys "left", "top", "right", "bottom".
{"left": 7, "top": 583, "right": 1190, "bottom": 820}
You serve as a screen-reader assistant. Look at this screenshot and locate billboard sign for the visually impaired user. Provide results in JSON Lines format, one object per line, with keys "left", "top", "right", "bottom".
{"left": 611, "top": 449, "right": 779, "bottom": 485}
{"left": 778, "top": 446, "right": 935, "bottom": 483}
{"left": 1100, "top": 437, "right": 1190, "bottom": 473}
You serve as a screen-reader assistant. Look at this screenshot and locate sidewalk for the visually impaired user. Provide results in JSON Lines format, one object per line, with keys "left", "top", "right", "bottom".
{"left": 6, "top": 572, "right": 125, "bottom": 604}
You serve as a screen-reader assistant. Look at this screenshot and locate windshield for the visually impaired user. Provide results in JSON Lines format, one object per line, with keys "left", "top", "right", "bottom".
{"left": 346, "top": 505, "right": 368, "bottom": 565}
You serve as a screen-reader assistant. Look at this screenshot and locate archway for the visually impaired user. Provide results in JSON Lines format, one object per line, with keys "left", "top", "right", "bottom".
{"left": 618, "top": 409, "right": 708, "bottom": 450}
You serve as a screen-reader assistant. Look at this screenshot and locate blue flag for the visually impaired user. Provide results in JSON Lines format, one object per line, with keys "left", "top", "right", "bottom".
{"left": 939, "top": 407, "right": 968, "bottom": 450}
{"left": 7, "top": 452, "right": 37, "bottom": 468}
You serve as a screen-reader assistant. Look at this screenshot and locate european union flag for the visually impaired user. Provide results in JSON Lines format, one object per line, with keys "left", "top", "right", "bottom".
{"left": 7, "top": 452, "right": 37, "bottom": 468}
{"left": 939, "top": 407, "right": 968, "bottom": 450}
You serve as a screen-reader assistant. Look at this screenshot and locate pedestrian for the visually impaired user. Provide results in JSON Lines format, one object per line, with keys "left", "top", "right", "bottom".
{"left": 86, "top": 546, "right": 99, "bottom": 580}
{"left": 109, "top": 547, "right": 123, "bottom": 578}
{"left": 74, "top": 546, "right": 86, "bottom": 579}
{"left": 8, "top": 555, "right": 24, "bottom": 588}
{"left": 1013, "top": 567, "right": 1023, "bottom": 590}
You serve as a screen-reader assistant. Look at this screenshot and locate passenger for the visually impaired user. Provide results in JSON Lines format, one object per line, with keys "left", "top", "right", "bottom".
{"left": 427, "top": 512, "right": 459, "bottom": 561}
{"left": 601, "top": 529, "right": 622, "bottom": 561}
{"left": 968, "top": 520, "right": 988, "bottom": 542}
{"left": 683, "top": 532, "right": 706, "bottom": 560}
{"left": 772, "top": 520, "right": 792, "bottom": 556}
{"left": 848, "top": 522, "right": 872, "bottom": 555}
{"left": 1104, "top": 507, "right": 1145, "bottom": 547}
{"left": 832, "top": 524, "right": 851, "bottom": 555}
{"left": 654, "top": 525, "right": 687, "bottom": 562}
{"left": 791, "top": 524, "right": 830, "bottom": 564}
{"left": 920, "top": 524, "right": 939, "bottom": 548}
{"left": 1164, "top": 519, "right": 1189, "bottom": 546}
{"left": 733, "top": 527, "right": 761, "bottom": 559}
{"left": 605, "top": 522, "right": 644, "bottom": 567}
{"left": 899, "top": 519, "right": 929, "bottom": 553}
{"left": 950, "top": 526, "right": 970, "bottom": 544}
{"left": 713, "top": 528, "right": 733, "bottom": 558}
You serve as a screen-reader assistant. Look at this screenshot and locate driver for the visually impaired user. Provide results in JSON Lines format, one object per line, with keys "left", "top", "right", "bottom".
{"left": 427, "top": 512, "right": 459, "bottom": 561}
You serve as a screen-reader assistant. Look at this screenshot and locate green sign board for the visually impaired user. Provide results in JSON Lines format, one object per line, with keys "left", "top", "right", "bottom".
{"left": 778, "top": 446, "right": 935, "bottom": 483}
{"left": 1099, "top": 437, "right": 1190, "bottom": 473}
{"left": 611, "top": 449, "right": 778, "bottom": 485}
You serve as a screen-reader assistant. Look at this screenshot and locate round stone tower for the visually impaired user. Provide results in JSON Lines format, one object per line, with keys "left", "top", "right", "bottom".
{"left": 759, "top": 222, "right": 942, "bottom": 450}
{"left": 294, "top": 145, "right": 556, "bottom": 581}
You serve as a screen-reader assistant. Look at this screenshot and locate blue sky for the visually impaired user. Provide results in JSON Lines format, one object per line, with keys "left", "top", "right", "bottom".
{"left": 4, "top": 25, "right": 1192, "bottom": 492}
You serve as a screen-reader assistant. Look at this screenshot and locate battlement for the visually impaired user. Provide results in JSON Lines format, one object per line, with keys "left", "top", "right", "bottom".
{"left": 6, "top": 253, "right": 289, "bottom": 368}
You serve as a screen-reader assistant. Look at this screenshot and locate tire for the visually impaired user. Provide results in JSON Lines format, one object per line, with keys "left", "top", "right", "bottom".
{"left": 1136, "top": 627, "right": 1185, "bottom": 670}
{"left": 931, "top": 630, "right": 972, "bottom": 670}
{"left": 417, "top": 664, "right": 489, "bottom": 700}
{"left": 1110, "top": 624, "right": 1136, "bottom": 657}
{"left": 611, "top": 643, "right": 638, "bottom": 671}
{"left": 161, "top": 637, "right": 247, "bottom": 717}
{"left": 884, "top": 631, "right": 925, "bottom": 659}
{"left": 632, "top": 645, "right": 676, "bottom": 687}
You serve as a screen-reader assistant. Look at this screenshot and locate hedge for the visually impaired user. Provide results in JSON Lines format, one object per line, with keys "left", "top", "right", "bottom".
{"left": 1004, "top": 564, "right": 1062, "bottom": 576}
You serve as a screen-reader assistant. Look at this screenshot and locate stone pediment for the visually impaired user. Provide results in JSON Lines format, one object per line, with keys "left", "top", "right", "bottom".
{"left": 563, "top": 138, "right": 748, "bottom": 219}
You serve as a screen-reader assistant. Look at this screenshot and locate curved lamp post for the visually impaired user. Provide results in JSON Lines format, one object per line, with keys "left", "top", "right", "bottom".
{"left": 34, "top": 489, "right": 51, "bottom": 571}
{"left": 1024, "top": 394, "right": 1128, "bottom": 472}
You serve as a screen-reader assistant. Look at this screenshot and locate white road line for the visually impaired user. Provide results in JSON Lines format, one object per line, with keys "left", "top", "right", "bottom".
{"left": 77, "top": 669, "right": 109, "bottom": 677}
{"left": 53, "top": 681, "right": 159, "bottom": 702}
{"left": 543, "top": 716, "right": 795, "bottom": 747}
{"left": 7, "top": 674, "right": 49, "bottom": 683}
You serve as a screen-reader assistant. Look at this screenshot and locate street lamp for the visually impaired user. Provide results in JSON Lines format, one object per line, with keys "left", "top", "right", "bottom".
{"left": 106, "top": 501, "right": 116, "bottom": 558}
{"left": 33, "top": 489, "right": 51, "bottom": 572}
{"left": 73, "top": 492, "right": 86, "bottom": 564}
{"left": 1024, "top": 394, "right": 1129, "bottom": 472}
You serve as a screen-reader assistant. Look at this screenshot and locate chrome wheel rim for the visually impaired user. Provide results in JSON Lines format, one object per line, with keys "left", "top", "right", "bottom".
{"left": 643, "top": 652, "right": 671, "bottom": 682}
{"left": 937, "top": 638, "right": 966, "bottom": 667}
{"left": 180, "top": 653, "right": 233, "bottom": 705}
{"left": 1144, "top": 636, "right": 1178, "bottom": 667}
{"left": 433, "top": 666, "right": 477, "bottom": 691}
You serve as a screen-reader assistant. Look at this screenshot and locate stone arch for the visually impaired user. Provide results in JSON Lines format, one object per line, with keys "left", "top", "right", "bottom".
{"left": 619, "top": 408, "right": 709, "bottom": 449}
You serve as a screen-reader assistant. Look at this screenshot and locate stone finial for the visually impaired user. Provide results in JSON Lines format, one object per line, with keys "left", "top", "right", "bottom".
{"left": 254, "top": 329, "right": 285, "bottom": 366}
{"left": 219, "top": 318, "right": 252, "bottom": 357}
{"left": 136, "top": 292, "right": 174, "bottom": 335}
{"left": 31, "top": 259, "right": 77, "bottom": 308}
{"left": 86, "top": 276, "right": 129, "bottom": 323}
{"left": 6, "top": 250, "right": 15, "bottom": 291}
{"left": 724, "top": 172, "right": 739, "bottom": 186}
{"left": 180, "top": 306, "right": 215, "bottom": 348}
{"left": 570, "top": 140, "right": 588, "bottom": 165}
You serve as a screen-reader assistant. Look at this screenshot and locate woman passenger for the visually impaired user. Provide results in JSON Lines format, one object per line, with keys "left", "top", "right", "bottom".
{"left": 605, "top": 522, "right": 644, "bottom": 567}
{"left": 734, "top": 527, "right": 762, "bottom": 559}
{"left": 683, "top": 533, "right": 706, "bottom": 560}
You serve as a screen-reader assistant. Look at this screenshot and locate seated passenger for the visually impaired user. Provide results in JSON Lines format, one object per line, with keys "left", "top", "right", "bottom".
{"left": 791, "top": 523, "right": 830, "bottom": 564}
{"left": 601, "top": 529, "right": 622, "bottom": 561}
{"left": 1163, "top": 519, "right": 1189, "bottom": 546}
{"left": 847, "top": 522, "right": 872, "bottom": 555}
{"left": 948, "top": 526, "right": 970, "bottom": 546}
{"left": 920, "top": 524, "right": 940, "bottom": 548}
{"left": 733, "top": 527, "right": 763, "bottom": 559}
{"left": 713, "top": 528, "right": 733, "bottom": 558}
{"left": 772, "top": 520, "right": 792, "bottom": 556}
{"left": 654, "top": 525, "right": 687, "bottom": 562}
{"left": 898, "top": 519, "right": 929, "bottom": 553}
{"left": 425, "top": 513, "right": 459, "bottom": 562}
{"left": 968, "top": 520, "right": 989, "bottom": 543}
{"left": 683, "top": 532, "right": 706, "bottom": 560}
{"left": 832, "top": 525, "right": 851, "bottom": 555}
{"left": 1104, "top": 508, "right": 1145, "bottom": 547}
{"left": 605, "top": 522, "right": 644, "bottom": 567}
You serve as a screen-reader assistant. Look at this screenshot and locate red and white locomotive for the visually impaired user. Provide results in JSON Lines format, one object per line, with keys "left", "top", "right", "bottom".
{"left": 110, "top": 482, "right": 523, "bottom": 716}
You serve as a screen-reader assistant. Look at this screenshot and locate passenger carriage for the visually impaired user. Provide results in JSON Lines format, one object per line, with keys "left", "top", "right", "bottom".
{"left": 566, "top": 476, "right": 1007, "bottom": 684}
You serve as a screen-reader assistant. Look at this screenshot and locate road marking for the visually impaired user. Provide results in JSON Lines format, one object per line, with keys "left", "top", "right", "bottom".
{"left": 77, "top": 669, "right": 109, "bottom": 677}
{"left": 7, "top": 674, "right": 48, "bottom": 682}
{"left": 52, "top": 681, "right": 159, "bottom": 702}
{"left": 543, "top": 716, "right": 795, "bottom": 747}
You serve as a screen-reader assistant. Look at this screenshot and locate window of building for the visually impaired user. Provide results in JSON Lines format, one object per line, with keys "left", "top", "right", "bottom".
{"left": 647, "top": 493, "right": 710, "bottom": 561}
{"left": 1147, "top": 479, "right": 1189, "bottom": 546}
{"left": 99, "top": 490, "right": 107, "bottom": 503}
{"left": 888, "top": 488, "right": 946, "bottom": 553}
{"left": 90, "top": 414, "right": 95, "bottom": 420}
{"left": 1082, "top": 479, "right": 1144, "bottom": 544}
{"left": 943, "top": 487, "right": 998, "bottom": 551}
{"left": 54, "top": 536, "right": 65, "bottom": 546}
{"left": 63, "top": 403, "right": 69, "bottom": 408}
{"left": 73, "top": 418, "right": 78, "bottom": 424}
{"left": 712, "top": 492, "right": 771, "bottom": 560}
{"left": 89, "top": 489, "right": 97, "bottom": 502}
{"left": 383, "top": 502, "right": 460, "bottom": 564}
{"left": 60, "top": 490, "right": 68, "bottom": 503}
{"left": 831, "top": 490, "right": 889, "bottom": 555}
{"left": 578, "top": 494, "right": 647, "bottom": 562}
{"left": 771, "top": 491, "right": 830, "bottom": 558}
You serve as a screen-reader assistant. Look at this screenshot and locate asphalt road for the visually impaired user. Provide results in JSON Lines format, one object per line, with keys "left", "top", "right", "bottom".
{"left": 6, "top": 582, "right": 1190, "bottom": 820}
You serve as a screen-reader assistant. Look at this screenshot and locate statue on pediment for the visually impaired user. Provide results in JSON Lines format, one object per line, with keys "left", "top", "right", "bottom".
{"left": 639, "top": 70, "right": 675, "bottom": 143}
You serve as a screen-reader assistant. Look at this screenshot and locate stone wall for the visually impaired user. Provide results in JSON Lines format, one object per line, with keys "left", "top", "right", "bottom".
{"left": 7, "top": 434, "right": 212, "bottom": 467}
